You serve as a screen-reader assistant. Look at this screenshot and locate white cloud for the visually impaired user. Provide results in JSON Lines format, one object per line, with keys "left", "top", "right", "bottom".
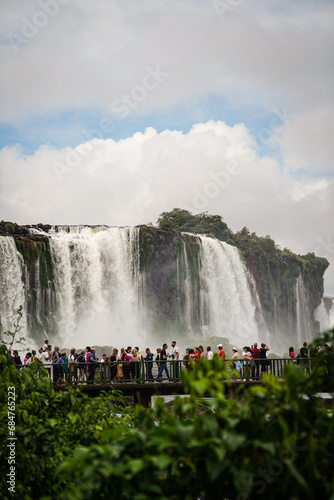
{"left": 274, "top": 107, "right": 334, "bottom": 174}
{"left": 0, "top": 120, "right": 333, "bottom": 293}
{"left": 0, "top": 0, "right": 333, "bottom": 122}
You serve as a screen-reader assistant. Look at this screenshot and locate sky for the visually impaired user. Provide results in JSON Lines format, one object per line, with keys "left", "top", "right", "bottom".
{"left": 0, "top": 0, "right": 333, "bottom": 295}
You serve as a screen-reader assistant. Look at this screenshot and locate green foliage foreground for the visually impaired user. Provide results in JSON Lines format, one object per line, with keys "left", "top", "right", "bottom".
{"left": 1, "top": 331, "right": 334, "bottom": 500}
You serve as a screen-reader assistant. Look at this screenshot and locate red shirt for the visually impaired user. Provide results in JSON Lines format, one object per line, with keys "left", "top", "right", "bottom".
{"left": 219, "top": 349, "right": 226, "bottom": 360}
{"left": 252, "top": 348, "right": 259, "bottom": 359}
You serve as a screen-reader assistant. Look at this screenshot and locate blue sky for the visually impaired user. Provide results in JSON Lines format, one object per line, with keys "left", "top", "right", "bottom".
{"left": 0, "top": 0, "right": 333, "bottom": 295}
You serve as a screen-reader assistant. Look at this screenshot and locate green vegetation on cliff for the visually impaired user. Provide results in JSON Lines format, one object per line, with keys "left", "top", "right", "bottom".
{"left": 158, "top": 208, "right": 235, "bottom": 244}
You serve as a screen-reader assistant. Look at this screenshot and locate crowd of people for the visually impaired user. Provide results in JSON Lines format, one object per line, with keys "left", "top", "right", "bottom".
{"left": 10, "top": 339, "right": 333, "bottom": 384}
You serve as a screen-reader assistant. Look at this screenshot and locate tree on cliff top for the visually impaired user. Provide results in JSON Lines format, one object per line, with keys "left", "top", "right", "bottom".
{"left": 157, "top": 208, "right": 235, "bottom": 243}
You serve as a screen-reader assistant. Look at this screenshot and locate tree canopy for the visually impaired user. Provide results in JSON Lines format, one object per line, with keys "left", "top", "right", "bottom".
{"left": 157, "top": 208, "right": 235, "bottom": 243}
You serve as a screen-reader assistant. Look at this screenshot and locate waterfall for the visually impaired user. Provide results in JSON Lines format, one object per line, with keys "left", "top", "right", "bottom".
{"left": 197, "top": 236, "right": 263, "bottom": 346}
{"left": 179, "top": 239, "right": 197, "bottom": 335}
{"left": 0, "top": 226, "right": 320, "bottom": 353}
{"left": 0, "top": 236, "right": 26, "bottom": 337}
{"left": 295, "top": 274, "right": 312, "bottom": 345}
{"left": 314, "top": 296, "right": 334, "bottom": 332}
{"left": 48, "top": 226, "right": 143, "bottom": 346}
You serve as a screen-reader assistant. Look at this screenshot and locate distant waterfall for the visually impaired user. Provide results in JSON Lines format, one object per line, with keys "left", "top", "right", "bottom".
{"left": 0, "top": 237, "right": 26, "bottom": 335}
{"left": 48, "top": 226, "right": 143, "bottom": 346}
{"left": 197, "top": 236, "right": 264, "bottom": 345}
{"left": 296, "top": 275, "right": 312, "bottom": 345}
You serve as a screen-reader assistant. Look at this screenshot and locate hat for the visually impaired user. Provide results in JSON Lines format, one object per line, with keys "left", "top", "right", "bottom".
{"left": 217, "top": 344, "right": 223, "bottom": 348}
{"left": 186, "top": 347, "right": 191, "bottom": 350}
{"left": 232, "top": 347, "right": 238, "bottom": 351}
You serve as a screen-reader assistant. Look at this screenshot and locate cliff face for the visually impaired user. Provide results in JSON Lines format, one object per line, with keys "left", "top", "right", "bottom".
{"left": 0, "top": 221, "right": 56, "bottom": 344}
{"left": 139, "top": 225, "right": 329, "bottom": 345}
{"left": 0, "top": 219, "right": 330, "bottom": 350}
{"left": 234, "top": 228, "right": 329, "bottom": 340}
{"left": 139, "top": 226, "right": 202, "bottom": 335}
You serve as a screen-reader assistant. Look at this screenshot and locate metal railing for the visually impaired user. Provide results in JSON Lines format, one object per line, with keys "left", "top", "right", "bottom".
{"left": 13, "top": 356, "right": 332, "bottom": 384}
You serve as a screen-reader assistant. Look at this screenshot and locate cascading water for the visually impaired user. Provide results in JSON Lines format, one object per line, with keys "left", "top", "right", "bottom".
{"left": 197, "top": 236, "right": 265, "bottom": 345}
{"left": 0, "top": 236, "right": 26, "bottom": 336}
{"left": 295, "top": 274, "right": 312, "bottom": 346}
{"left": 48, "top": 226, "right": 143, "bottom": 346}
{"left": 0, "top": 226, "right": 320, "bottom": 353}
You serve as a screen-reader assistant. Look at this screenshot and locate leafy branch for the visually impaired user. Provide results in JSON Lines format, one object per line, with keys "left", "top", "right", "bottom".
{"left": 0, "top": 305, "right": 24, "bottom": 351}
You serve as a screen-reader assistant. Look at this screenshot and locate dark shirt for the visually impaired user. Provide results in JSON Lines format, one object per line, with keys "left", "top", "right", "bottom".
{"left": 160, "top": 349, "right": 167, "bottom": 363}
{"left": 145, "top": 352, "right": 153, "bottom": 364}
{"left": 13, "top": 356, "right": 22, "bottom": 366}
{"left": 88, "top": 352, "right": 98, "bottom": 369}
{"left": 259, "top": 348, "right": 268, "bottom": 359}
{"left": 300, "top": 347, "right": 308, "bottom": 358}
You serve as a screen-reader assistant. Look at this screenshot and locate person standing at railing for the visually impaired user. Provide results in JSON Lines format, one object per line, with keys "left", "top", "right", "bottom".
{"left": 86, "top": 348, "right": 99, "bottom": 383}
{"left": 76, "top": 351, "right": 86, "bottom": 383}
{"left": 206, "top": 346, "right": 213, "bottom": 360}
{"left": 259, "top": 343, "right": 270, "bottom": 376}
{"left": 217, "top": 344, "right": 226, "bottom": 360}
{"left": 299, "top": 342, "right": 309, "bottom": 375}
{"left": 39, "top": 346, "right": 51, "bottom": 378}
{"left": 251, "top": 343, "right": 260, "bottom": 380}
{"left": 109, "top": 348, "right": 118, "bottom": 381}
{"left": 56, "top": 352, "right": 66, "bottom": 383}
{"left": 42, "top": 339, "right": 49, "bottom": 352}
{"left": 289, "top": 347, "right": 296, "bottom": 358}
{"left": 170, "top": 341, "right": 180, "bottom": 381}
{"left": 69, "top": 348, "right": 77, "bottom": 383}
{"left": 155, "top": 348, "right": 162, "bottom": 378}
{"left": 145, "top": 348, "right": 154, "bottom": 381}
{"left": 156, "top": 343, "right": 170, "bottom": 381}
{"left": 231, "top": 347, "right": 242, "bottom": 379}
{"left": 52, "top": 346, "right": 60, "bottom": 363}
{"left": 24, "top": 352, "right": 31, "bottom": 364}
{"left": 242, "top": 346, "right": 252, "bottom": 380}
{"left": 122, "top": 348, "right": 131, "bottom": 381}
{"left": 131, "top": 348, "right": 141, "bottom": 381}
{"left": 12, "top": 350, "right": 22, "bottom": 370}
{"left": 198, "top": 346, "right": 205, "bottom": 359}
{"left": 135, "top": 347, "right": 142, "bottom": 360}
{"left": 116, "top": 349, "right": 124, "bottom": 381}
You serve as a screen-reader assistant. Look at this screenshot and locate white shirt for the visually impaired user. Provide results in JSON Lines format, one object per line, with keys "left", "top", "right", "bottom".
{"left": 206, "top": 350, "right": 213, "bottom": 360}
{"left": 40, "top": 351, "right": 50, "bottom": 364}
{"left": 172, "top": 345, "right": 179, "bottom": 360}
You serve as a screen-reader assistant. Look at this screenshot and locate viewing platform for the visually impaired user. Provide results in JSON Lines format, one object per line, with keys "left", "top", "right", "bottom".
{"left": 47, "top": 357, "right": 329, "bottom": 407}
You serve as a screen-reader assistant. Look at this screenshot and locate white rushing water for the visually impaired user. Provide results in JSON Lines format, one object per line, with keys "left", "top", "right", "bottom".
{"left": 197, "top": 236, "right": 264, "bottom": 346}
{"left": 296, "top": 274, "right": 313, "bottom": 345}
{"left": 0, "top": 236, "right": 27, "bottom": 336}
{"left": 48, "top": 226, "right": 143, "bottom": 346}
{"left": 314, "top": 296, "right": 334, "bottom": 332}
